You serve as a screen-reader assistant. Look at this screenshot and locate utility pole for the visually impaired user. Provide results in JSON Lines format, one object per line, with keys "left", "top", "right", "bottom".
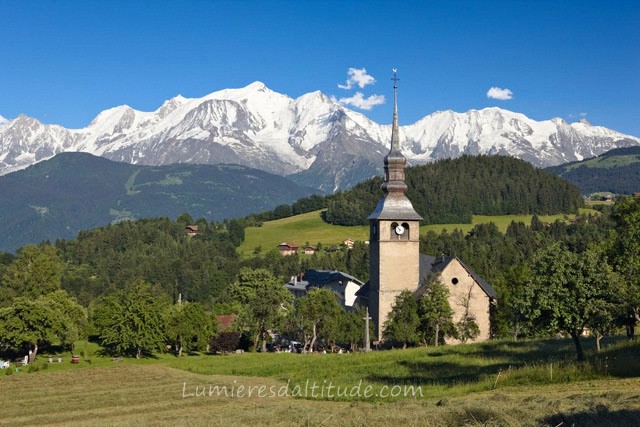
{"left": 363, "top": 306, "right": 371, "bottom": 352}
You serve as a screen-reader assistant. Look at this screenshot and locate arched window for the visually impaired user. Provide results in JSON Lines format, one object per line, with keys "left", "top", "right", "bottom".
{"left": 391, "top": 222, "right": 410, "bottom": 241}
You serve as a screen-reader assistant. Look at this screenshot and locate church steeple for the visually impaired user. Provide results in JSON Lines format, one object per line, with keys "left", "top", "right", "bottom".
{"left": 366, "top": 69, "right": 423, "bottom": 341}
{"left": 368, "top": 69, "right": 422, "bottom": 221}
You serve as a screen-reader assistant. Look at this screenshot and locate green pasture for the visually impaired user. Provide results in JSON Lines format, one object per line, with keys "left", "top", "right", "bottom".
{"left": 1, "top": 337, "right": 639, "bottom": 426}
{"left": 239, "top": 209, "right": 598, "bottom": 256}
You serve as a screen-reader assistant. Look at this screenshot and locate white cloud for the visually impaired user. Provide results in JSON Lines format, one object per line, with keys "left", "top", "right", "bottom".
{"left": 338, "top": 68, "right": 376, "bottom": 90}
{"left": 568, "top": 112, "right": 588, "bottom": 119}
{"left": 486, "top": 87, "right": 513, "bottom": 100}
{"left": 338, "top": 92, "right": 385, "bottom": 110}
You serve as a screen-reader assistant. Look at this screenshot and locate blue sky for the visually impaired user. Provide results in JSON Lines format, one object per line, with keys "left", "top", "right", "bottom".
{"left": 1, "top": 0, "right": 638, "bottom": 136}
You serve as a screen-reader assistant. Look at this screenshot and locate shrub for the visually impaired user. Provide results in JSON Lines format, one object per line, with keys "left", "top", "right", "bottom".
{"left": 210, "top": 331, "right": 241, "bottom": 353}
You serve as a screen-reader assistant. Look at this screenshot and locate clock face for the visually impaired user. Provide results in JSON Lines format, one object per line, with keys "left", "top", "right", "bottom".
{"left": 395, "top": 225, "right": 405, "bottom": 235}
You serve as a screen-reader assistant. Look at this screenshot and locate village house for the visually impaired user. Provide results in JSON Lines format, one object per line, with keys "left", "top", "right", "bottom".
{"left": 284, "top": 270, "right": 364, "bottom": 308}
{"left": 185, "top": 225, "right": 200, "bottom": 236}
{"left": 277, "top": 242, "right": 299, "bottom": 256}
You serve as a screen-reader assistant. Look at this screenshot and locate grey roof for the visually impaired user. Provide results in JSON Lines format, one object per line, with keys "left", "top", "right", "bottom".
{"left": 304, "top": 269, "right": 365, "bottom": 287}
{"left": 356, "top": 255, "right": 497, "bottom": 300}
{"left": 355, "top": 281, "right": 370, "bottom": 297}
{"left": 284, "top": 280, "right": 309, "bottom": 292}
{"left": 367, "top": 194, "right": 423, "bottom": 221}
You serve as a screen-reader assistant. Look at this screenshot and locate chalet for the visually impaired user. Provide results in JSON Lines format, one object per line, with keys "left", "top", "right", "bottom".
{"left": 303, "top": 245, "right": 316, "bottom": 255}
{"left": 185, "top": 225, "right": 200, "bottom": 236}
{"left": 277, "top": 242, "right": 299, "bottom": 256}
{"left": 284, "top": 270, "right": 365, "bottom": 308}
{"left": 343, "top": 239, "right": 355, "bottom": 249}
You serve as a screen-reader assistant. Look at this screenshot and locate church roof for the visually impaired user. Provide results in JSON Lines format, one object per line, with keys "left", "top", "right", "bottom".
{"left": 368, "top": 194, "right": 423, "bottom": 220}
{"left": 356, "top": 255, "right": 497, "bottom": 300}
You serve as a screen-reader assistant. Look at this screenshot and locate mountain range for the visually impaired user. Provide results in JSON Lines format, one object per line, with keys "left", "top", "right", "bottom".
{"left": 1, "top": 82, "right": 638, "bottom": 192}
{"left": 0, "top": 152, "right": 318, "bottom": 253}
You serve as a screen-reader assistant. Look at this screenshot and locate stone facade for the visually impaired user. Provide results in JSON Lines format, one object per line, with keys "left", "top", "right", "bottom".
{"left": 434, "top": 258, "right": 493, "bottom": 343}
{"left": 369, "top": 219, "right": 421, "bottom": 338}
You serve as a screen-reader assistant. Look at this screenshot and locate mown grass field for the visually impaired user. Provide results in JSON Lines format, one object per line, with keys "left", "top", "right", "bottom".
{"left": 2, "top": 337, "right": 638, "bottom": 426}
{"left": 239, "top": 209, "right": 598, "bottom": 256}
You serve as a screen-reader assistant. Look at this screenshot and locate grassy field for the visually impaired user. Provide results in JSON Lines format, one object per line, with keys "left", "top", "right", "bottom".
{"left": 1, "top": 337, "right": 639, "bottom": 426}
{"left": 238, "top": 209, "right": 598, "bottom": 256}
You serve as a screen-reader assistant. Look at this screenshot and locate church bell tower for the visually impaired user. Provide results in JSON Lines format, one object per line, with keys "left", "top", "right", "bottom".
{"left": 368, "top": 70, "right": 422, "bottom": 340}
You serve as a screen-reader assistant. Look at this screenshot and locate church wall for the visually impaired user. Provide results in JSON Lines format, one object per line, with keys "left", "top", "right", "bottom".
{"left": 371, "top": 219, "right": 421, "bottom": 339}
{"left": 438, "top": 261, "right": 492, "bottom": 343}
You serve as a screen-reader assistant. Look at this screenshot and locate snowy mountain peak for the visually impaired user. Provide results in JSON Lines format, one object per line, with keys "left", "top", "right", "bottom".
{"left": 0, "top": 115, "right": 8, "bottom": 126}
{"left": 1, "top": 85, "right": 638, "bottom": 192}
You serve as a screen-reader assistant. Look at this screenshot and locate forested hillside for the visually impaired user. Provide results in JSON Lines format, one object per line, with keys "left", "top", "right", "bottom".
{"left": 0, "top": 152, "right": 320, "bottom": 253}
{"left": 545, "top": 146, "right": 640, "bottom": 195}
{"left": 325, "top": 155, "right": 583, "bottom": 226}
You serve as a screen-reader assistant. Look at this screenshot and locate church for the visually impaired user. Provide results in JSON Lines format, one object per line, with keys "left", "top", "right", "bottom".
{"left": 360, "top": 71, "right": 497, "bottom": 342}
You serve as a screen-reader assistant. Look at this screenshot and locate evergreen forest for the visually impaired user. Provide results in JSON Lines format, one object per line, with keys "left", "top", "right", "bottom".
{"left": 325, "top": 155, "right": 583, "bottom": 226}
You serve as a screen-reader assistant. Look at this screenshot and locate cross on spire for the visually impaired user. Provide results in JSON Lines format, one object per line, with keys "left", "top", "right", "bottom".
{"left": 391, "top": 68, "right": 399, "bottom": 89}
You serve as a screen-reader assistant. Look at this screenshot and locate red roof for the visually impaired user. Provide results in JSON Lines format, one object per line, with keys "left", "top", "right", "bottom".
{"left": 278, "top": 242, "right": 299, "bottom": 249}
{"left": 216, "top": 314, "right": 237, "bottom": 330}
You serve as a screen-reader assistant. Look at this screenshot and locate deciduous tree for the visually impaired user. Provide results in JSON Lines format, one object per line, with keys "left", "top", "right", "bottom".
{"left": 93, "top": 281, "right": 168, "bottom": 358}
{"left": 231, "top": 268, "right": 292, "bottom": 352}
{"left": 0, "top": 290, "right": 87, "bottom": 362}
{"left": 418, "top": 276, "right": 455, "bottom": 346}
{"left": 383, "top": 290, "right": 420, "bottom": 348}
{"left": 165, "top": 301, "right": 213, "bottom": 357}
{"left": 515, "top": 243, "right": 616, "bottom": 361}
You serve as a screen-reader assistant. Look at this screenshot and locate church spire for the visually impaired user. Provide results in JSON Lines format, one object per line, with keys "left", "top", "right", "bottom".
{"left": 368, "top": 68, "right": 422, "bottom": 221}
{"left": 381, "top": 68, "right": 408, "bottom": 196}
{"left": 390, "top": 69, "right": 400, "bottom": 154}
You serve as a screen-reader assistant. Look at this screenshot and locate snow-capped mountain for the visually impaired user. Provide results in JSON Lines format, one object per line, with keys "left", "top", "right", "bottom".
{"left": 1, "top": 82, "right": 638, "bottom": 191}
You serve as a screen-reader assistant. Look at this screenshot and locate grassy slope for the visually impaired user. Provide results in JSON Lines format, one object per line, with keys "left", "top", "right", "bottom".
{"left": 1, "top": 338, "right": 639, "bottom": 426}
{"left": 239, "top": 209, "right": 597, "bottom": 256}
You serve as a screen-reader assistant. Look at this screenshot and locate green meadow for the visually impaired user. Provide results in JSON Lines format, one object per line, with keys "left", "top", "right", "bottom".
{"left": 239, "top": 209, "right": 598, "bottom": 256}
{"left": 1, "top": 337, "right": 639, "bottom": 426}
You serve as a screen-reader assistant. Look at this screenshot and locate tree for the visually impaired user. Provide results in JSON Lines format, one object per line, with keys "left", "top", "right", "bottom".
{"left": 0, "top": 244, "right": 64, "bottom": 306}
{"left": 93, "top": 281, "right": 168, "bottom": 358}
{"left": 231, "top": 268, "right": 292, "bottom": 352}
{"left": 210, "top": 331, "right": 241, "bottom": 353}
{"left": 610, "top": 196, "right": 640, "bottom": 339}
{"left": 455, "top": 282, "right": 481, "bottom": 343}
{"left": 165, "top": 301, "right": 213, "bottom": 357}
{"left": 418, "top": 276, "right": 455, "bottom": 346}
{"left": 0, "top": 290, "right": 87, "bottom": 362}
{"left": 515, "top": 243, "right": 616, "bottom": 361}
{"left": 383, "top": 290, "right": 420, "bottom": 348}
{"left": 289, "top": 288, "right": 344, "bottom": 352}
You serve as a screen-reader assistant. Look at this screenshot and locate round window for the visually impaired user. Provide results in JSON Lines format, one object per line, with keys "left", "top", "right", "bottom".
{"left": 451, "top": 278, "right": 459, "bottom": 285}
